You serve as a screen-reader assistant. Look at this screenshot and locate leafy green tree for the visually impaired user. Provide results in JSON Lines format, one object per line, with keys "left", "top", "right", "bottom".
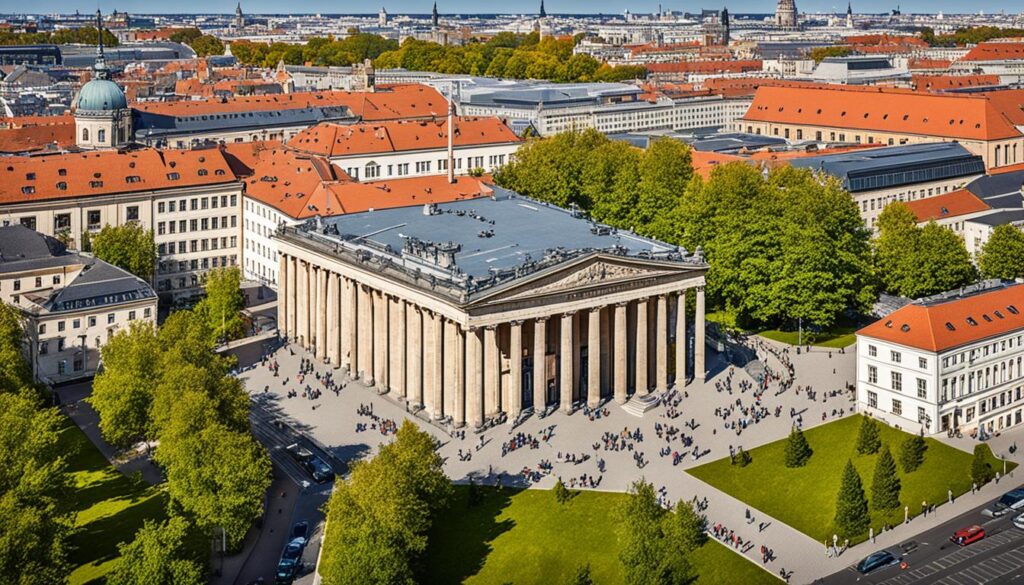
{"left": 898, "top": 434, "right": 927, "bottom": 473}
{"left": 635, "top": 138, "right": 692, "bottom": 242}
{"left": 810, "top": 46, "right": 853, "bottom": 63}
{"left": 870, "top": 445, "right": 901, "bottom": 512}
{"left": 568, "top": 564, "right": 593, "bottom": 585}
{"left": 195, "top": 266, "right": 246, "bottom": 344}
{"left": 0, "top": 303, "right": 34, "bottom": 395}
{"left": 834, "top": 460, "right": 870, "bottom": 538}
{"left": 320, "top": 421, "right": 451, "bottom": 585}
{"left": 169, "top": 27, "right": 203, "bottom": 45}
{"left": 89, "top": 321, "right": 161, "bottom": 448}
{"left": 979, "top": 224, "right": 1024, "bottom": 280}
{"left": 875, "top": 203, "right": 977, "bottom": 298}
{"left": 91, "top": 223, "right": 156, "bottom": 281}
{"left": 155, "top": 421, "right": 271, "bottom": 548}
{"left": 619, "top": 480, "right": 668, "bottom": 585}
{"left": 494, "top": 128, "right": 608, "bottom": 208}
{"left": 784, "top": 426, "right": 813, "bottom": 468}
{"left": 107, "top": 516, "right": 204, "bottom": 585}
{"left": 664, "top": 500, "right": 707, "bottom": 553}
{"left": 855, "top": 416, "right": 881, "bottom": 455}
{"left": 554, "top": 478, "right": 571, "bottom": 504}
{"left": 0, "top": 392, "right": 72, "bottom": 585}
{"left": 190, "top": 35, "right": 225, "bottom": 57}
{"left": 971, "top": 444, "right": 996, "bottom": 486}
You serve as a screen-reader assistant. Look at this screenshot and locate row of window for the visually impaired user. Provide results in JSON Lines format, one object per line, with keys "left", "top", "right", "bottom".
{"left": 866, "top": 391, "right": 928, "bottom": 424}
{"left": 157, "top": 252, "right": 238, "bottom": 275}
{"left": 942, "top": 335, "right": 1024, "bottom": 369}
{"left": 6, "top": 274, "right": 60, "bottom": 293}
{"left": 157, "top": 194, "right": 237, "bottom": 214}
{"left": 866, "top": 345, "right": 928, "bottom": 369}
{"left": 37, "top": 308, "right": 150, "bottom": 342}
{"left": 156, "top": 236, "right": 237, "bottom": 258}
{"left": 156, "top": 215, "right": 236, "bottom": 236}
{"left": 867, "top": 366, "right": 929, "bottom": 399}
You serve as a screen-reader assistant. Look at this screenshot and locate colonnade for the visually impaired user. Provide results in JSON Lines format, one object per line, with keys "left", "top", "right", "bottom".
{"left": 278, "top": 253, "right": 706, "bottom": 427}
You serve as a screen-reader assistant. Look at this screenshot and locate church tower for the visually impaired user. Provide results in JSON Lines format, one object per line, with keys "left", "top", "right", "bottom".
{"left": 74, "top": 10, "right": 131, "bottom": 150}
{"left": 846, "top": 1, "right": 854, "bottom": 28}
{"left": 774, "top": 0, "right": 797, "bottom": 28}
{"left": 432, "top": 1, "right": 439, "bottom": 29}
{"left": 235, "top": 2, "right": 244, "bottom": 29}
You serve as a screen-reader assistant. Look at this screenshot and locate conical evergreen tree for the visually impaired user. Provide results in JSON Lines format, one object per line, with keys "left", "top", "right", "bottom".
{"left": 871, "top": 445, "right": 901, "bottom": 511}
{"left": 898, "top": 434, "right": 927, "bottom": 473}
{"left": 784, "top": 426, "right": 813, "bottom": 468}
{"left": 855, "top": 416, "right": 881, "bottom": 455}
{"left": 835, "top": 459, "right": 871, "bottom": 537}
{"left": 971, "top": 444, "right": 996, "bottom": 486}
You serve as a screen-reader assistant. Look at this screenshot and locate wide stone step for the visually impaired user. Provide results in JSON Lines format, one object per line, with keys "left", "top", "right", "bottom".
{"left": 621, "top": 393, "right": 661, "bottom": 417}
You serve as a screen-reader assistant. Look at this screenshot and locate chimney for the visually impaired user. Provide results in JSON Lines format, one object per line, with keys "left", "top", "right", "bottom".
{"left": 447, "top": 83, "right": 456, "bottom": 184}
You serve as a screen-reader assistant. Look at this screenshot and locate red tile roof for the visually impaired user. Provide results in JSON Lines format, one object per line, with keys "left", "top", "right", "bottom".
{"left": 903, "top": 189, "right": 991, "bottom": 223}
{"left": 243, "top": 147, "right": 492, "bottom": 219}
{"left": 133, "top": 84, "right": 446, "bottom": 122}
{"left": 858, "top": 284, "right": 1024, "bottom": 352}
{"left": 0, "top": 123, "right": 76, "bottom": 154}
{"left": 961, "top": 41, "right": 1024, "bottom": 62}
{"left": 911, "top": 74, "right": 1001, "bottom": 91}
{"left": 741, "top": 85, "right": 1022, "bottom": 141}
{"left": 287, "top": 117, "right": 520, "bottom": 158}
{"left": 646, "top": 60, "right": 762, "bottom": 74}
{"left": 0, "top": 148, "right": 237, "bottom": 205}
{"left": 908, "top": 58, "right": 952, "bottom": 70}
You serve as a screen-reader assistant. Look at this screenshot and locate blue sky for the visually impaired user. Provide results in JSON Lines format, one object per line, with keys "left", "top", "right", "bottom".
{"left": 21, "top": 1, "right": 1024, "bottom": 16}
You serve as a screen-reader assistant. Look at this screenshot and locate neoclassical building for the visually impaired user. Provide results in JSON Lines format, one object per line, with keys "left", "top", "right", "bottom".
{"left": 275, "top": 188, "right": 708, "bottom": 427}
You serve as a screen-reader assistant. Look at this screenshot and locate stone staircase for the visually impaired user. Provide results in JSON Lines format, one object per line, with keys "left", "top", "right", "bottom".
{"left": 621, "top": 393, "right": 661, "bottom": 417}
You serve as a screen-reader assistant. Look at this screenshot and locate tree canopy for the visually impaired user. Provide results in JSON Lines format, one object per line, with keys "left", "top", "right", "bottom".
{"left": 0, "top": 27, "right": 119, "bottom": 47}
{"left": 369, "top": 34, "right": 645, "bottom": 83}
{"left": 231, "top": 33, "right": 399, "bottom": 68}
{"left": 874, "top": 202, "right": 977, "bottom": 298}
{"left": 91, "top": 223, "right": 157, "bottom": 281}
{"left": 107, "top": 516, "right": 205, "bottom": 585}
{"left": 979, "top": 224, "right": 1024, "bottom": 281}
{"left": 194, "top": 267, "right": 246, "bottom": 344}
{"left": 319, "top": 421, "right": 451, "bottom": 585}
{"left": 921, "top": 25, "right": 1024, "bottom": 47}
{"left": 618, "top": 479, "right": 701, "bottom": 585}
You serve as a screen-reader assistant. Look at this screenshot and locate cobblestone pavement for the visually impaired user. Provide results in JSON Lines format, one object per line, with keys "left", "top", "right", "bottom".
{"left": 236, "top": 338, "right": 1008, "bottom": 584}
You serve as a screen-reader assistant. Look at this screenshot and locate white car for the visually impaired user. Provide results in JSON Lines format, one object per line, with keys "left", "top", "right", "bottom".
{"left": 1013, "top": 513, "right": 1024, "bottom": 530}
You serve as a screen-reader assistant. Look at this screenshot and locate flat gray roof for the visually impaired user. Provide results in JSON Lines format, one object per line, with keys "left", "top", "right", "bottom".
{"left": 286, "top": 187, "right": 704, "bottom": 299}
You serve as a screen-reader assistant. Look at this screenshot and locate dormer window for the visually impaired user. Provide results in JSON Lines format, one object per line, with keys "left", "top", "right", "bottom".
{"left": 25, "top": 172, "right": 35, "bottom": 180}
{"left": 967, "top": 317, "right": 978, "bottom": 326}
{"left": 945, "top": 322, "right": 955, "bottom": 331}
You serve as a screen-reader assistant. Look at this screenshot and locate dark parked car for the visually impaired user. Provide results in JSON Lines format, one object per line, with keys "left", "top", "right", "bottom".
{"left": 275, "top": 538, "right": 306, "bottom": 584}
{"left": 856, "top": 550, "right": 899, "bottom": 574}
{"left": 984, "top": 488, "right": 1024, "bottom": 517}
{"left": 290, "top": 521, "right": 309, "bottom": 543}
{"left": 304, "top": 455, "right": 334, "bottom": 483}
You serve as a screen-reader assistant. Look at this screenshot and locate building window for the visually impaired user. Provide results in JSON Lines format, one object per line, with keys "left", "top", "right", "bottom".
{"left": 97, "top": 129, "right": 106, "bottom": 143}
{"left": 128, "top": 311, "right": 136, "bottom": 321}
{"left": 868, "top": 365, "right": 878, "bottom": 384}
{"left": 891, "top": 350, "right": 901, "bottom": 364}
{"left": 892, "top": 371, "right": 902, "bottom": 392}
{"left": 144, "top": 308, "right": 151, "bottom": 319}
{"left": 918, "top": 406, "right": 927, "bottom": 423}
{"left": 868, "top": 391, "right": 877, "bottom": 408}
{"left": 34, "top": 277, "right": 41, "bottom": 288}
{"left": 919, "top": 357, "right": 927, "bottom": 369}
{"left": 88, "top": 316, "right": 96, "bottom": 327}
{"left": 868, "top": 345, "right": 877, "bottom": 357}
{"left": 917, "top": 378, "right": 926, "bottom": 399}
{"left": 57, "top": 338, "right": 65, "bottom": 352}
{"left": 87, "top": 210, "right": 101, "bottom": 229}
{"left": 126, "top": 206, "right": 139, "bottom": 221}
{"left": 107, "top": 313, "right": 115, "bottom": 324}
{"left": 892, "top": 399, "right": 902, "bottom": 416}
{"left": 57, "top": 321, "right": 65, "bottom": 332}
{"left": 82, "top": 128, "right": 89, "bottom": 141}
{"left": 19, "top": 216, "right": 36, "bottom": 230}
{"left": 13, "top": 280, "right": 20, "bottom": 291}
{"left": 39, "top": 341, "right": 48, "bottom": 355}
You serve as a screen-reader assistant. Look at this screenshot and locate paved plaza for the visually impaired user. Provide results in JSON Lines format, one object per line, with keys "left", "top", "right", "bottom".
{"left": 236, "top": 336, "right": 1020, "bottom": 584}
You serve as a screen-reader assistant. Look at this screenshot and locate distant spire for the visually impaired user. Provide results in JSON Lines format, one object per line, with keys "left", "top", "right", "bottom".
{"left": 432, "top": 1, "right": 439, "bottom": 28}
{"left": 540, "top": 0, "right": 546, "bottom": 18}
{"left": 94, "top": 9, "right": 110, "bottom": 80}
{"left": 847, "top": 1, "right": 852, "bottom": 15}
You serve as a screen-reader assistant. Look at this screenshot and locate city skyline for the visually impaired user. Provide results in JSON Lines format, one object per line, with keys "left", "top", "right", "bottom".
{"left": 10, "top": 1, "right": 1024, "bottom": 16}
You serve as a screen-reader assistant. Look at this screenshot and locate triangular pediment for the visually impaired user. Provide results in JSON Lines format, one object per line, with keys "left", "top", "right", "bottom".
{"left": 476, "top": 254, "right": 686, "bottom": 305}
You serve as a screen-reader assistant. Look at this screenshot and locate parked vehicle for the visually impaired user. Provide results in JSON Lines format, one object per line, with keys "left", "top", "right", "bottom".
{"left": 274, "top": 538, "right": 305, "bottom": 584}
{"left": 856, "top": 550, "right": 900, "bottom": 575}
{"left": 290, "top": 521, "right": 309, "bottom": 544}
{"left": 285, "top": 443, "right": 313, "bottom": 463}
{"left": 950, "top": 525, "right": 986, "bottom": 547}
{"left": 983, "top": 488, "right": 1024, "bottom": 517}
{"left": 1013, "top": 513, "right": 1024, "bottom": 530}
{"left": 304, "top": 454, "right": 334, "bottom": 483}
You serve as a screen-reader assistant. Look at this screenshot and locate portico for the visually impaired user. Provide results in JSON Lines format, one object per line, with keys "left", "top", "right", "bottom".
{"left": 276, "top": 189, "right": 708, "bottom": 427}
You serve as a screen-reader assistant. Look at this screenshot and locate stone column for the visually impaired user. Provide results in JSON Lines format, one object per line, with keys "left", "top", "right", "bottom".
{"left": 454, "top": 324, "right": 466, "bottom": 427}
{"left": 395, "top": 300, "right": 407, "bottom": 398}
{"left": 560, "top": 312, "right": 574, "bottom": 413}
{"left": 431, "top": 311, "right": 444, "bottom": 420}
{"left": 277, "top": 253, "right": 288, "bottom": 338}
{"left": 635, "top": 298, "right": 649, "bottom": 394}
{"left": 376, "top": 291, "right": 390, "bottom": 391}
{"left": 326, "top": 272, "right": 338, "bottom": 365}
{"left": 343, "top": 278, "right": 356, "bottom": 373}
{"left": 444, "top": 319, "right": 458, "bottom": 417}
{"left": 588, "top": 307, "right": 601, "bottom": 408}
{"left": 656, "top": 295, "right": 668, "bottom": 392}
{"left": 695, "top": 286, "right": 706, "bottom": 382}
{"left": 675, "top": 292, "right": 687, "bottom": 388}
{"left": 407, "top": 304, "right": 423, "bottom": 408}
{"left": 533, "top": 318, "right": 547, "bottom": 413}
{"left": 315, "top": 269, "right": 327, "bottom": 362}
{"left": 286, "top": 256, "right": 297, "bottom": 339}
{"left": 484, "top": 325, "right": 499, "bottom": 417}
{"left": 509, "top": 320, "right": 523, "bottom": 420}
{"left": 614, "top": 302, "right": 628, "bottom": 404}
{"left": 358, "top": 285, "right": 373, "bottom": 383}
{"left": 296, "top": 262, "right": 307, "bottom": 347}
{"left": 422, "top": 311, "right": 436, "bottom": 414}
{"left": 467, "top": 327, "right": 483, "bottom": 428}
{"left": 389, "top": 296, "right": 403, "bottom": 396}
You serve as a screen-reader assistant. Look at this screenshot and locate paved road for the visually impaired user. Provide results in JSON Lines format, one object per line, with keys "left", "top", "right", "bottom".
{"left": 818, "top": 485, "right": 1024, "bottom": 585}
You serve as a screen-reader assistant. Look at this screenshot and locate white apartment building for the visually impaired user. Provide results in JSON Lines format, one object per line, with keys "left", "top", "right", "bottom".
{"left": 857, "top": 282, "right": 1024, "bottom": 436}
{"left": 0, "top": 147, "right": 244, "bottom": 303}
{"left": 285, "top": 117, "right": 522, "bottom": 181}
{"left": 0, "top": 225, "right": 157, "bottom": 383}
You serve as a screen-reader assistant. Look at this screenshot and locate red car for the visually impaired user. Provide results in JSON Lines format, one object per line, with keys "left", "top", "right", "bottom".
{"left": 951, "top": 525, "right": 986, "bottom": 546}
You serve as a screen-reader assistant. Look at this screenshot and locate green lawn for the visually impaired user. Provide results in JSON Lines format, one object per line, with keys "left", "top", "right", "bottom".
{"left": 426, "top": 486, "right": 778, "bottom": 585}
{"left": 688, "top": 415, "right": 1012, "bottom": 544}
{"left": 59, "top": 417, "right": 169, "bottom": 585}
{"left": 706, "top": 309, "right": 859, "bottom": 348}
